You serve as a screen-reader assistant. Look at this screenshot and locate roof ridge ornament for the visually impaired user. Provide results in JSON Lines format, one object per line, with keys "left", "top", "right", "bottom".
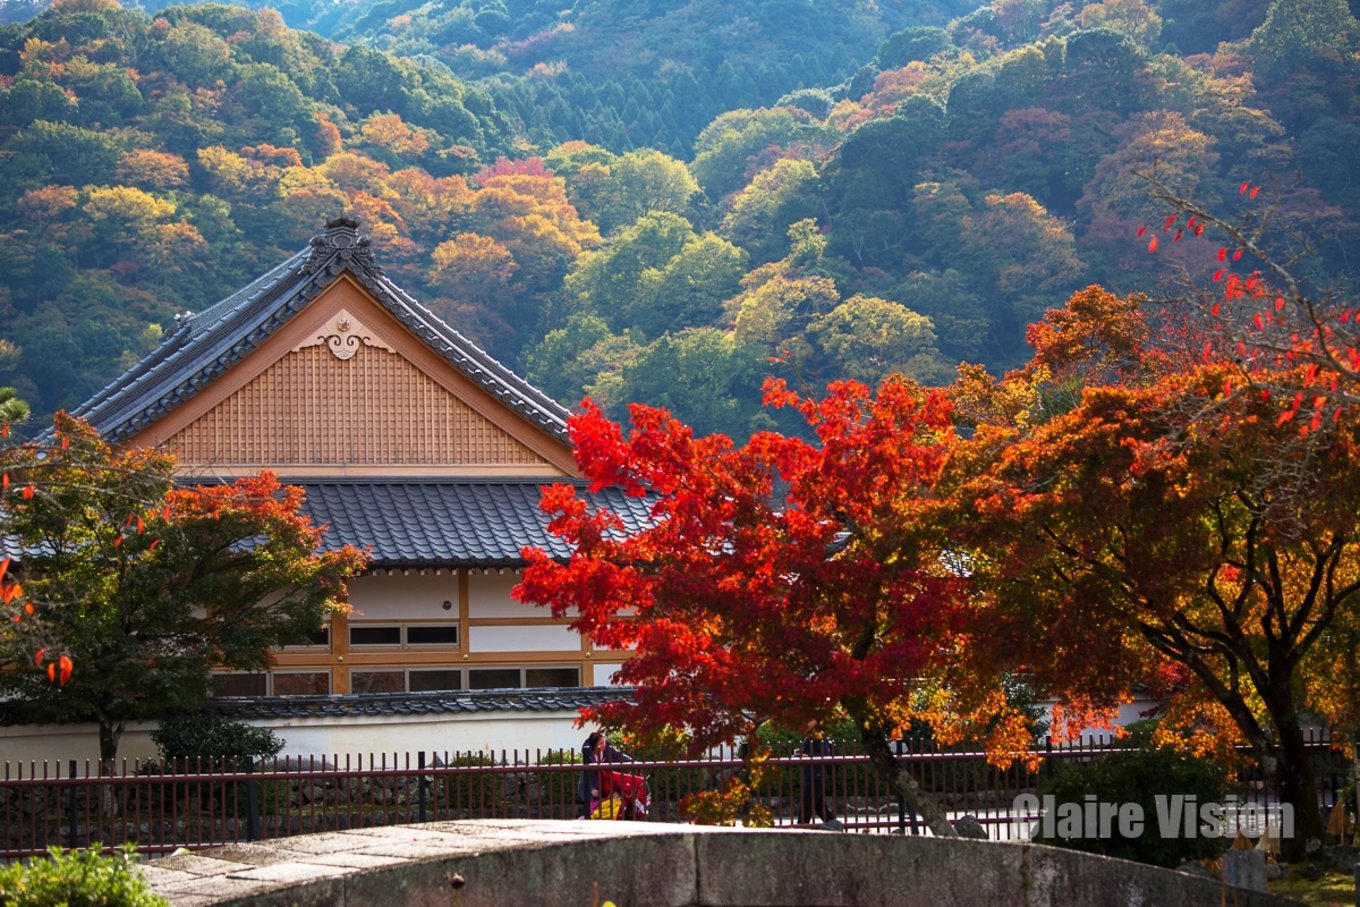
{"left": 304, "top": 216, "right": 383, "bottom": 276}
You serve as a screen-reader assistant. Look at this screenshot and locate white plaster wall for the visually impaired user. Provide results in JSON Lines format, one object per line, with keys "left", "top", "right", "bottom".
{"left": 468, "top": 571, "right": 530, "bottom": 618}
{"left": 0, "top": 711, "right": 595, "bottom": 766}
{"left": 467, "top": 623, "right": 578, "bottom": 652}
{"left": 347, "top": 573, "right": 459, "bottom": 620}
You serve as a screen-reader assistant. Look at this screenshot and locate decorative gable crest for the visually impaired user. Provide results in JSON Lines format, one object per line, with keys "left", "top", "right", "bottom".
{"left": 294, "top": 308, "right": 395, "bottom": 360}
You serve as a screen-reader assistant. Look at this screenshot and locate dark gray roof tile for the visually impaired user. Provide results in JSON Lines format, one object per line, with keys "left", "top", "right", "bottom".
{"left": 292, "top": 478, "right": 654, "bottom": 567}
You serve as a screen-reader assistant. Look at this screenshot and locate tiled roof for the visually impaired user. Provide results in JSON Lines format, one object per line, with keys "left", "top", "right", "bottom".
{"left": 0, "top": 687, "right": 632, "bottom": 727}
{"left": 294, "top": 479, "right": 654, "bottom": 567}
{"left": 70, "top": 218, "right": 570, "bottom": 444}
{"left": 210, "top": 686, "right": 630, "bottom": 721}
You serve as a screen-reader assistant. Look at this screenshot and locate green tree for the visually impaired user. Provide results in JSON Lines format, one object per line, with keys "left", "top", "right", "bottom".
{"left": 617, "top": 329, "right": 769, "bottom": 439}
{"left": 0, "top": 414, "right": 366, "bottom": 762}
{"left": 524, "top": 311, "right": 638, "bottom": 407}
{"left": 593, "top": 148, "right": 701, "bottom": 234}
{"left": 630, "top": 232, "right": 748, "bottom": 338}
{"left": 562, "top": 211, "right": 694, "bottom": 327}
{"left": 690, "top": 107, "right": 830, "bottom": 203}
{"left": 719, "top": 158, "right": 820, "bottom": 264}
{"left": 1250, "top": 0, "right": 1359, "bottom": 79}
{"left": 810, "top": 294, "right": 951, "bottom": 387}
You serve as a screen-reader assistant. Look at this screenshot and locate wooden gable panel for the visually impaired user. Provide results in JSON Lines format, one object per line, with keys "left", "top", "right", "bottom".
{"left": 133, "top": 275, "right": 578, "bottom": 477}
{"left": 166, "top": 343, "right": 551, "bottom": 470}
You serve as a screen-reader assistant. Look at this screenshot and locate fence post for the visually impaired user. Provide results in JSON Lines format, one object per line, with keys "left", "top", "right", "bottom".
{"left": 418, "top": 751, "right": 428, "bottom": 824}
{"left": 244, "top": 757, "right": 261, "bottom": 842}
{"left": 66, "top": 760, "right": 78, "bottom": 849}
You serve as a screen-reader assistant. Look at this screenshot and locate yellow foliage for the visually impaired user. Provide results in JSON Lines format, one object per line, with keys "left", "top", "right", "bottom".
{"left": 360, "top": 113, "right": 430, "bottom": 157}
{"left": 116, "top": 149, "right": 190, "bottom": 191}
{"left": 83, "top": 186, "right": 176, "bottom": 227}
{"left": 196, "top": 146, "right": 256, "bottom": 197}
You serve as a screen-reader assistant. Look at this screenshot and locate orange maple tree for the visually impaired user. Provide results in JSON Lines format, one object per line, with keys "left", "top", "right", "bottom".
{"left": 949, "top": 268, "right": 1360, "bottom": 852}
{"left": 0, "top": 413, "right": 367, "bottom": 761}
{"left": 516, "top": 377, "right": 1034, "bottom": 835}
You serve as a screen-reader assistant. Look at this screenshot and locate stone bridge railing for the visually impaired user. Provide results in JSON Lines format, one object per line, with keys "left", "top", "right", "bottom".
{"left": 137, "top": 819, "right": 1296, "bottom": 907}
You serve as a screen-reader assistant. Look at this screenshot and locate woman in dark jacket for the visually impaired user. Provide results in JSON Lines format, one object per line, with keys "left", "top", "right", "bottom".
{"left": 578, "top": 731, "right": 635, "bottom": 812}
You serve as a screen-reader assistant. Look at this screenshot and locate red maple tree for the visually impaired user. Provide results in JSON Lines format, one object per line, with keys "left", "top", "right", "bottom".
{"left": 517, "top": 377, "right": 1033, "bottom": 835}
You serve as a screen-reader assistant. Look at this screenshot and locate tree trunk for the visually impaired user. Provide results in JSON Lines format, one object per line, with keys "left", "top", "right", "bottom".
{"left": 1351, "top": 732, "right": 1359, "bottom": 847}
{"left": 859, "top": 728, "right": 958, "bottom": 838}
{"left": 98, "top": 718, "right": 123, "bottom": 765}
{"left": 1266, "top": 693, "right": 1326, "bottom": 858}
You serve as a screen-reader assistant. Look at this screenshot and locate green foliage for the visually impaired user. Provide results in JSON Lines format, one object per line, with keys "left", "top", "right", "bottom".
{"left": 1250, "top": 0, "right": 1359, "bottom": 79}
{"left": 530, "top": 747, "right": 582, "bottom": 807}
{"left": 151, "top": 713, "right": 284, "bottom": 768}
{"left": 1037, "top": 730, "right": 1230, "bottom": 867}
{"left": 441, "top": 752, "right": 506, "bottom": 811}
{"left": 0, "top": 844, "right": 168, "bottom": 907}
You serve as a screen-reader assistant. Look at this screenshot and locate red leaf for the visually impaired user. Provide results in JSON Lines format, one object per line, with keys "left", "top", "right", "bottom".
{"left": 46, "top": 662, "right": 55, "bottom": 682}
{"left": 1253, "top": 313, "right": 1265, "bottom": 330}
{"left": 1218, "top": 248, "right": 1228, "bottom": 262}
{"left": 33, "top": 648, "right": 45, "bottom": 667}
{"left": 1136, "top": 225, "right": 1146, "bottom": 237}
{"left": 21, "top": 485, "right": 34, "bottom": 499}
{"left": 1212, "top": 269, "right": 1226, "bottom": 282}
{"left": 1250, "top": 186, "right": 1260, "bottom": 199}
{"left": 1232, "top": 249, "right": 1244, "bottom": 262}
{"left": 1240, "top": 181, "right": 1250, "bottom": 194}
{"left": 58, "top": 655, "right": 72, "bottom": 686}
{"left": 1162, "top": 215, "right": 1177, "bottom": 230}
{"left": 1147, "top": 236, "right": 1159, "bottom": 253}
{"left": 1173, "top": 229, "right": 1183, "bottom": 242}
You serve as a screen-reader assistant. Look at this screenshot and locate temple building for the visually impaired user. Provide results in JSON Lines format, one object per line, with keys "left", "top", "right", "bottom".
{"left": 69, "top": 217, "right": 645, "bottom": 709}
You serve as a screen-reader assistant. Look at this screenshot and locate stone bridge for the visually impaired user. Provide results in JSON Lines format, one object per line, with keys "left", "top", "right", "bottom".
{"left": 137, "top": 819, "right": 1297, "bottom": 906}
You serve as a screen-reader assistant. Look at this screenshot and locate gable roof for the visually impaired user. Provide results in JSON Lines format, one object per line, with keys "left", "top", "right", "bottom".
{"left": 71, "top": 218, "right": 570, "bottom": 446}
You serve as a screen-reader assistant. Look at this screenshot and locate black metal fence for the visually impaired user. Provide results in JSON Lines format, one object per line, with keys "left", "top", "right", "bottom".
{"left": 1, "top": 732, "right": 1343, "bottom": 860}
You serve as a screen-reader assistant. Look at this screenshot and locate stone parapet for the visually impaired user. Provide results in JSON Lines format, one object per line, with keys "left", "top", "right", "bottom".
{"left": 137, "top": 819, "right": 1302, "bottom": 907}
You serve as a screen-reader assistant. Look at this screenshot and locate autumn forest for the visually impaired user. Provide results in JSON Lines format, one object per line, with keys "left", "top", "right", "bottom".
{"left": 4, "top": 0, "right": 1360, "bottom": 857}
{"left": 0, "top": 0, "right": 1354, "bottom": 440}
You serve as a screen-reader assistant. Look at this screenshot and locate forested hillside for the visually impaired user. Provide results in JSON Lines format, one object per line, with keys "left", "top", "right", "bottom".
{"left": 1, "top": 0, "right": 1358, "bottom": 440}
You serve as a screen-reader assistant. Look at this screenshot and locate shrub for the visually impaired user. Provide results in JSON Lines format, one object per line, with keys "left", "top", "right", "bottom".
{"left": 439, "top": 752, "right": 505, "bottom": 812}
{"left": 533, "top": 748, "right": 581, "bottom": 809}
{"left": 0, "top": 844, "right": 167, "bottom": 907}
{"left": 1036, "top": 732, "right": 1229, "bottom": 867}
{"left": 151, "top": 713, "right": 283, "bottom": 769}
